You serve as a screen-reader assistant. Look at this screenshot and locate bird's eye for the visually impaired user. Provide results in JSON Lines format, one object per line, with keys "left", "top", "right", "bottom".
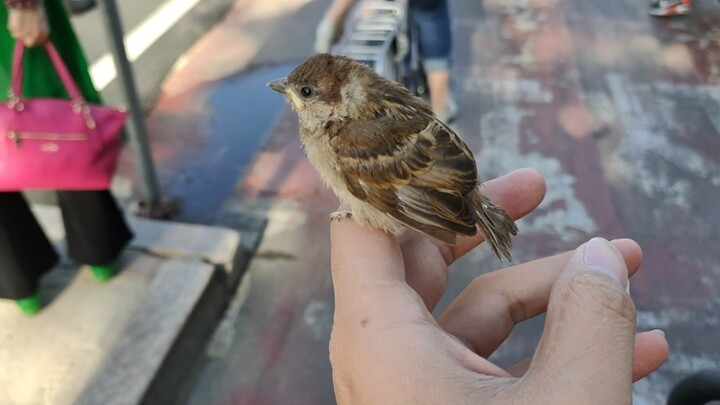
{"left": 300, "top": 86, "right": 314, "bottom": 98}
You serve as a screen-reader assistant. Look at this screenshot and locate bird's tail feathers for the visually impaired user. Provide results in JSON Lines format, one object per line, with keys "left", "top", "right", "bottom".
{"left": 470, "top": 190, "right": 518, "bottom": 262}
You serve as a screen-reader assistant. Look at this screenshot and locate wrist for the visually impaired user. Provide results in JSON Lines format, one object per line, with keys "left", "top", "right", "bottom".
{"left": 5, "top": 0, "right": 41, "bottom": 9}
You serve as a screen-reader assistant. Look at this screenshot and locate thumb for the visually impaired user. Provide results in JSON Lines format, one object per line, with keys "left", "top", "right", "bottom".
{"left": 527, "top": 238, "right": 635, "bottom": 402}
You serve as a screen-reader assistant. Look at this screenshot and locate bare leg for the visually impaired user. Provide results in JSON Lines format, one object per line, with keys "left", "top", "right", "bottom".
{"left": 427, "top": 70, "right": 450, "bottom": 114}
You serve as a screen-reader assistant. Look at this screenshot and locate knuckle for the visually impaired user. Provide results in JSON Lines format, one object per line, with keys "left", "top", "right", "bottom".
{"left": 561, "top": 271, "right": 636, "bottom": 324}
{"left": 468, "top": 274, "right": 533, "bottom": 324}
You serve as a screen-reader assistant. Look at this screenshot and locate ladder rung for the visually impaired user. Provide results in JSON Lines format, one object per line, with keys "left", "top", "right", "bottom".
{"left": 359, "top": 2, "right": 403, "bottom": 14}
{"left": 342, "top": 51, "right": 383, "bottom": 59}
{"left": 355, "top": 15, "right": 400, "bottom": 24}
{"left": 346, "top": 32, "right": 391, "bottom": 41}
{"left": 346, "top": 39, "right": 390, "bottom": 48}
{"left": 342, "top": 45, "right": 386, "bottom": 54}
{"left": 355, "top": 21, "right": 397, "bottom": 31}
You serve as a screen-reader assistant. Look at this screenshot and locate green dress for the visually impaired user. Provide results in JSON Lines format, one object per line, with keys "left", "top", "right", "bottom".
{"left": 0, "top": 0, "right": 100, "bottom": 102}
{"left": 0, "top": 0, "right": 133, "bottom": 301}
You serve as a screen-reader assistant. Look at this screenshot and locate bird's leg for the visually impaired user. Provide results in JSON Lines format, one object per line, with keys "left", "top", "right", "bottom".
{"left": 330, "top": 210, "right": 353, "bottom": 221}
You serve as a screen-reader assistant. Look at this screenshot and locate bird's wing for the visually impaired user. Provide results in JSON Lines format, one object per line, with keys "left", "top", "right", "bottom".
{"left": 331, "top": 117, "right": 479, "bottom": 244}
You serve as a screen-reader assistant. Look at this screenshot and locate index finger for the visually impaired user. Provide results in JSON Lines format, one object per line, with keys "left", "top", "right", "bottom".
{"left": 331, "top": 216, "right": 420, "bottom": 320}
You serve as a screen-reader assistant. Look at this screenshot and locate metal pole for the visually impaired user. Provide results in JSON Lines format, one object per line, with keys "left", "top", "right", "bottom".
{"left": 97, "top": 0, "right": 161, "bottom": 211}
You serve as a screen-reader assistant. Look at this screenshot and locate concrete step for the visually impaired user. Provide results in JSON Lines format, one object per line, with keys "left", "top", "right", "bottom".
{"left": 0, "top": 205, "right": 244, "bottom": 405}
{"left": 31, "top": 204, "right": 245, "bottom": 282}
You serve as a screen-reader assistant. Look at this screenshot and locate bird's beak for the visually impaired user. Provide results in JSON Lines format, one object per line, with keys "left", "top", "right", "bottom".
{"left": 267, "top": 77, "right": 287, "bottom": 93}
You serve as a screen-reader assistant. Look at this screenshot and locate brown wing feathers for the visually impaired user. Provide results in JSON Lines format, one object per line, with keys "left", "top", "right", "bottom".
{"left": 333, "top": 118, "right": 482, "bottom": 244}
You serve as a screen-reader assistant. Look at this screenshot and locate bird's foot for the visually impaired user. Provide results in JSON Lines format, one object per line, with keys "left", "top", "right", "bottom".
{"left": 330, "top": 210, "right": 353, "bottom": 221}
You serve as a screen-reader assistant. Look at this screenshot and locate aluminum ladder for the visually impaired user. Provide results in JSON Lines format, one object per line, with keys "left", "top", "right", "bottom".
{"left": 334, "top": 0, "right": 407, "bottom": 81}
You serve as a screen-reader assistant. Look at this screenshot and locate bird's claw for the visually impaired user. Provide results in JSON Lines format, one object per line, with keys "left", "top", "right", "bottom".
{"left": 330, "top": 210, "right": 353, "bottom": 221}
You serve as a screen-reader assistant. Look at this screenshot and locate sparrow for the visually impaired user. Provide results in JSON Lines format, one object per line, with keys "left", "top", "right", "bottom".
{"left": 268, "top": 54, "right": 518, "bottom": 261}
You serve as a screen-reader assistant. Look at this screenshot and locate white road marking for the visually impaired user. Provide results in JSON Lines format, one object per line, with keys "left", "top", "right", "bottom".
{"left": 89, "top": 0, "right": 203, "bottom": 90}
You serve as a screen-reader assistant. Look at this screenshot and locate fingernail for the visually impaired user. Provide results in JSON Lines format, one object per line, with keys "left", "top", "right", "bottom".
{"left": 582, "top": 237, "right": 628, "bottom": 288}
{"left": 650, "top": 329, "right": 666, "bottom": 338}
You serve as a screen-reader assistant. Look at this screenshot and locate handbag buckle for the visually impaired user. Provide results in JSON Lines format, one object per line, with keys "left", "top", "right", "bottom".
{"left": 7, "top": 94, "right": 24, "bottom": 112}
{"left": 72, "top": 102, "right": 96, "bottom": 129}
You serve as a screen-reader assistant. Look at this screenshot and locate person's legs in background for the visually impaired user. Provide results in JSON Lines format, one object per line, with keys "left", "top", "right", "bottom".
{"left": 58, "top": 191, "right": 133, "bottom": 282}
{"left": 0, "top": 190, "right": 133, "bottom": 315}
{"left": 0, "top": 193, "right": 59, "bottom": 315}
{"left": 0, "top": 0, "right": 133, "bottom": 314}
{"left": 410, "top": 0, "right": 457, "bottom": 122}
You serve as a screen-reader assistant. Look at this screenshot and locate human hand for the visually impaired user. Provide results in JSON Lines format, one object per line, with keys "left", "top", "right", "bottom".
{"left": 329, "top": 168, "right": 669, "bottom": 404}
{"left": 8, "top": 6, "right": 49, "bottom": 47}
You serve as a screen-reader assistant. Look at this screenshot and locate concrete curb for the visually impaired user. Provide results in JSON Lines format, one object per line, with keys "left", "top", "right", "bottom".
{"left": 31, "top": 205, "right": 244, "bottom": 281}
{"left": 75, "top": 259, "right": 226, "bottom": 405}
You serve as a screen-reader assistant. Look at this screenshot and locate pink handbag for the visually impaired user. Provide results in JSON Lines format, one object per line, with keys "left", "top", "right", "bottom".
{"left": 0, "top": 40, "right": 127, "bottom": 191}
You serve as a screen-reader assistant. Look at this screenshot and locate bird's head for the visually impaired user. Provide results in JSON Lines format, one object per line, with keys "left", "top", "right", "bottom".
{"left": 267, "top": 54, "right": 376, "bottom": 133}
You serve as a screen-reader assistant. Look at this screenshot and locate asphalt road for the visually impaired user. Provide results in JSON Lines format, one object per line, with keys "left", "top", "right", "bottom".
{"left": 69, "top": 0, "right": 234, "bottom": 108}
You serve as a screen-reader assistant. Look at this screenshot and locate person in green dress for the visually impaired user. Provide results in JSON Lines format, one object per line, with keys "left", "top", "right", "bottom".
{"left": 0, "top": 0, "right": 133, "bottom": 315}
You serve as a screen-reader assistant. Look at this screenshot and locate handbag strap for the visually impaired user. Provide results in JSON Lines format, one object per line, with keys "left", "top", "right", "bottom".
{"left": 10, "top": 40, "right": 87, "bottom": 106}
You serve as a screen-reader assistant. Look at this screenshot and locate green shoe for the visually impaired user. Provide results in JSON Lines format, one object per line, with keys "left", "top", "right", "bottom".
{"left": 15, "top": 292, "right": 41, "bottom": 316}
{"left": 90, "top": 264, "right": 114, "bottom": 282}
